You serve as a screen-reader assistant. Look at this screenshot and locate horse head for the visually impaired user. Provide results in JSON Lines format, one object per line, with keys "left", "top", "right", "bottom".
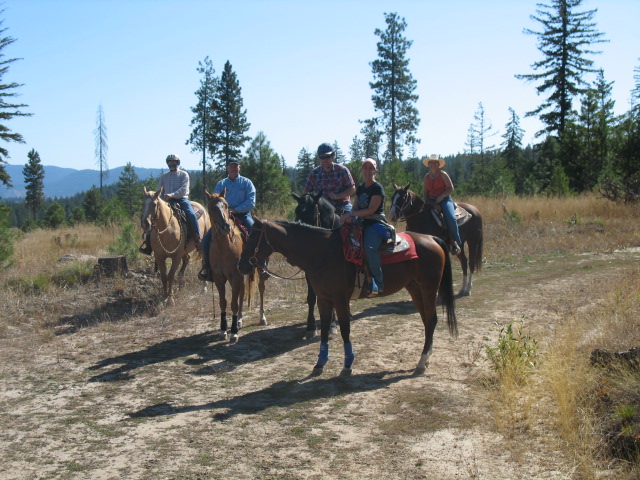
{"left": 141, "top": 186, "right": 164, "bottom": 232}
{"left": 205, "top": 189, "right": 232, "bottom": 235}
{"left": 389, "top": 183, "right": 414, "bottom": 222}
{"left": 292, "top": 191, "right": 338, "bottom": 228}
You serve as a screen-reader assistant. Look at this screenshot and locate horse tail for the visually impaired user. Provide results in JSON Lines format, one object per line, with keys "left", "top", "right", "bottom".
{"left": 245, "top": 268, "right": 256, "bottom": 309}
{"left": 434, "top": 236, "right": 458, "bottom": 338}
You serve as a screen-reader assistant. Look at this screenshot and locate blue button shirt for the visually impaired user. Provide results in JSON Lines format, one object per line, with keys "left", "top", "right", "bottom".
{"left": 214, "top": 175, "right": 256, "bottom": 213}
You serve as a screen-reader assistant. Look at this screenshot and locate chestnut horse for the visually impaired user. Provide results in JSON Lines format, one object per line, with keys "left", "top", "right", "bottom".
{"left": 205, "top": 190, "right": 266, "bottom": 342}
{"left": 238, "top": 217, "right": 457, "bottom": 376}
{"left": 389, "top": 184, "right": 483, "bottom": 296}
{"left": 292, "top": 192, "right": 341, "bottom": 339}
{"left": 141, "top": 186, "right": 210, "bottom": 304}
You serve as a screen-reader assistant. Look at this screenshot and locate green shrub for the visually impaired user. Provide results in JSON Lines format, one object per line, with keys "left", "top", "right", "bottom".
{"left": 486, "top": 321, "right": 539, "bottom": 384}
{"left": 51, "top": 261, "right": 95, "bottom": 288}
{"left": 107, "top": 222, "right": 140, "bottom": 263}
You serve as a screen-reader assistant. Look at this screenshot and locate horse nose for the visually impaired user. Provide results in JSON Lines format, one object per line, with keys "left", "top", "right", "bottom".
{"left": 237, "top": 258, "right": 251, "bottom": 275}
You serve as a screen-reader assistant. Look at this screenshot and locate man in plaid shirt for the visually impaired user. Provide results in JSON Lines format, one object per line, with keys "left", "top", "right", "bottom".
{"left": 303, "top": 142, "right": 356, "bottom": 215}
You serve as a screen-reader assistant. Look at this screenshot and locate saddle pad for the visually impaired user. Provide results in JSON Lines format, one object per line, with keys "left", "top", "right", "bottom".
{"left": 381, "top": 232, "right": 418, "bottom": 265}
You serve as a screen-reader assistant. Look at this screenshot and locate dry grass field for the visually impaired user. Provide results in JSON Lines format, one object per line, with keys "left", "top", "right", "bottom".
{"left": 1, "top": 194, "right": 639, "bottom": 479}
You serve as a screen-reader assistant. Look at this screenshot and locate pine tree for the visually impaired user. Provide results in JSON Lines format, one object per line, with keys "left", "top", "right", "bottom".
{"left": 369, "top": 12, "right": 420, "bottom": 163}
{"left": 94, "top": 104, "right": 108, "bottom": 192}
{"left": 294, "top": 147, "right": 315, "bottom": 193}
{"left": 22, "top": 149, "right": 45, "bottom": 220}
{"left": 215, "top": 60, "right": 251, "bottom": 170}
{"left": 0, "top": 13, "right": 31, "bottom": 187}
{"left": 116, "top": 162, "right": 142, "bottom": 218}
{"left": 516, "top": 0, "right": 607, "bottom": 139}
{"left": 501, "top": 108, "right": 527, "bottom": 194}
{"left": 242, "top": 131, "right": 289, "bottom": 213}
{"left": 83, "top": 186, "right": 104, "bottom": 223}
{"left": 187, "top": 56, "right": 218, "bottom": 192}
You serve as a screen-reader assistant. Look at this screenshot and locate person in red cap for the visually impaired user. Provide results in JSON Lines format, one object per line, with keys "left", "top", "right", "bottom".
{"left": 340, "top": 158, "right": 392, "bottom": 297}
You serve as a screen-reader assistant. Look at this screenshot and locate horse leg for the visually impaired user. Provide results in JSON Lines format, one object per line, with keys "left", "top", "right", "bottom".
{"left": 313, "top": 297, "right": 334, "bottom": 374}
{"left": 257, "top": 276, "right": 267, "bottom": 326}
{"left": 335, "top": 300, "right": 354, "bottom": 376}
{"left": 177, "top": 253, "right": 190, "bottom": 290}
{"left": 166, "top": 259, "right": 181, "bottom": 304}
{"left": 305, "top": 279, "right": 318, "bottom": 339}
{"left": 405, "top": 283, "right": 438, "bottom": 375}
{"left": 229, "top": 277, "right": 243, "bottom": 343}
{"left": 457, "top": 248, "right": 470, "bottom": 296}
{"left": 215, "top": 281, "right": 228, "bottom": 340}
{"left": 157, "top": 259, "right": 170, "bottom": 300}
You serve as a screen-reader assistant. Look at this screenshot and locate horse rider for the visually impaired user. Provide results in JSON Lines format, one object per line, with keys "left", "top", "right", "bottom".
{"left": 340, "top": 158, "right": 392, "bottom": 297}
{"left": 303, "top": 142, "right": 356, "bottom": 215}
{"left": 423, "top": 154, "right": 462, "bottom": 255}
{"left": 198, "top": 157, "right": 256, "bottom": 281}
{"left": 139, "top": 154, "right": 202, "bottom": 255}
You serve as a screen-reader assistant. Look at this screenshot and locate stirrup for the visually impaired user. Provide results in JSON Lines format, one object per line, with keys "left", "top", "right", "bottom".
{"left": 198, "top": 266, "right": 210, "bottom": 282}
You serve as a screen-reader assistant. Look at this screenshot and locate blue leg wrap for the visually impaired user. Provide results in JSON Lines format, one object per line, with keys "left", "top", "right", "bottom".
{"left": 344, "top": 342, "right": 355, "bottom": 368}
{"left": 316, "top": 342, "right": 329, "bottom": 367}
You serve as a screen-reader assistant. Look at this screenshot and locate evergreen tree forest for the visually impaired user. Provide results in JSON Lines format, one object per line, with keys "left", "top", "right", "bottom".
{"left": 2, "top": 1, "right": 640, "bottom": 239}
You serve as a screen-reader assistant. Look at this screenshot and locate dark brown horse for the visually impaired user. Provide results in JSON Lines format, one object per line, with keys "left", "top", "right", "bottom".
{"left": 389, "top": 184, "right": 483, "bottom": 296}
{"left": 238, "top": 217, "right": 457, "bottom": 376}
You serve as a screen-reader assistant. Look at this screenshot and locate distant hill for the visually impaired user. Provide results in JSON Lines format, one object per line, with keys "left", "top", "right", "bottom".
{"left": 0, "top": 164, "right": 166, "bottom": 199}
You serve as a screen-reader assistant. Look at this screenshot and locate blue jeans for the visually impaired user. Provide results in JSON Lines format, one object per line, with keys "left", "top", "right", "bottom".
{"left": 202, "top": 211, "right": 253, "bottom": 266}
{"left": 363, "top": 223, "right": 387, "bottom": 290}
{"left": 171, "top": 198, "right": 200, "bottom": 238}
{"left": 439, "top": 196, "right": 462, "bottom": 246}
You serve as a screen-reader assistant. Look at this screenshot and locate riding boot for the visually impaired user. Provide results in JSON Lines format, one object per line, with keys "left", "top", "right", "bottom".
{"left": 197, "top": 256, "right": 210, "bottom": 282}
{"left": 139, "top": 232, "right": 152, "bottom": 255}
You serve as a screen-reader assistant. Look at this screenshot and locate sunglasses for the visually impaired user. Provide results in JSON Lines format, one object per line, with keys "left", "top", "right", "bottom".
{"left": 319, "top": 154, "right": 333, "bottom": 160}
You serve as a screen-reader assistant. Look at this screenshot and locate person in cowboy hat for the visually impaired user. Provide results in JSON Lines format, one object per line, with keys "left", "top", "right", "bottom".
{"left": 198, "top": 156, "right": 256, "bottom": 281}
{"left": 139, "top": 154, "right": 202, "bottom": 255}
{"left": 423, "top": 154, "right": 462, "bottom": 255}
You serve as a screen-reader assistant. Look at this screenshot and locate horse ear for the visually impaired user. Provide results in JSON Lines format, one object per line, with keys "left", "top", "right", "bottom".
{"left": 220, "top": 187, "right": 226, "bottom": 198}
{"left": 156, "top": 186, "right": 164, "bottom": 198}
{"left": 313, "top": 191, "right": 323, "bottom": 203}
{"left": 292, "top": 193, "right": 300, "bottom": 201}
{"left": 403, "top": 183, "right": 411, "bottom": 192}
{"left": 143, "top": 186, "right": 148, "bottom": 194}
{"left": 204, "top": 190, "right": 211, "bottom": 199}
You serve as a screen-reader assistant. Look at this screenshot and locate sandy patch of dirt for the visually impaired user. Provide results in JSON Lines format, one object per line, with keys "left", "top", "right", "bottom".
{"left": 1, "top": 249, "right": 639, "bottom": 479}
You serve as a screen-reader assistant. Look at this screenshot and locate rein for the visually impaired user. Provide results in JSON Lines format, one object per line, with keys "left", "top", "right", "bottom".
{"left": 249, "top": 221, "right": 305, "bottom": 281}
{"left": 150, "top": 199, "right": 185, "bottom": 254}
{"left": 396, "top": 192, "right": 425, "bottom": 221}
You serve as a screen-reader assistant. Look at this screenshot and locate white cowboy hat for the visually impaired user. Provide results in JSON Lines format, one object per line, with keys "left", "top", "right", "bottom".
{"left": 422, "top": 154, "right": 445, "bottom": 168}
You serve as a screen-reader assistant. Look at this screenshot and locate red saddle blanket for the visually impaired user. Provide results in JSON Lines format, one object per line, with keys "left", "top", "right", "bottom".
{"left": 340, "top": 226, "right": 418, "bottom": 265}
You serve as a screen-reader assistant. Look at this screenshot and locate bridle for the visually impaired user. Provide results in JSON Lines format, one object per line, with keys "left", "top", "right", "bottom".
{"left": 144, "top": 196, "right": 185, "bottom": 254}
{"left": 393, "top": 190, "right": 424, "bottom": 221}
{"left": 209, "top": 198, "right": 238, "bottom": 244}
{"left": 247, "top": 220, "right": 305, "bottom": 280}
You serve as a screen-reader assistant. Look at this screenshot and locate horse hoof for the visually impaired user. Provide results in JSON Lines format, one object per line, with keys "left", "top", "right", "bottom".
{"left": 304, "top": 330, "right": 317, "bottom": 341}
{"left": 340, "top": 367, "right": 352, "bottom": 377}
{"left": 217, "top": 331, "right": 227, "bottom": 341}
{"left": 229, "top": 333, "right": 238, "bottom": 343}
{"left": 259, "top": 318, "right": 267, "bottom": 326}
{"left": 330, "top": 325, "right": 338, "bottom": 335}
{"left": 413, "top": 367, "right": 427, "bottom": 376}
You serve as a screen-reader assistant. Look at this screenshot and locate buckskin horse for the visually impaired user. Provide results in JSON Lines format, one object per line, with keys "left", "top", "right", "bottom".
{"left": 140, "top": 186, "right": 211, "bottom": 304}
{"left": 238, "top": 217, "right": 457, "bottom": 376}
{"left": 389, "top": 184, "right": 483, "bottom": 296}
{"left": 205, "top": 190, "right": 266, "bottom": 342}
{"left": 292, "top": 192, "right": 341, "bottom": 339}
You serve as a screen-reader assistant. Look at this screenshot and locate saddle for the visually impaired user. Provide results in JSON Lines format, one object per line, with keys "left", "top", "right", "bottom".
{"left": 429, "top": 203, "right": 472, "bottom": 228}
{"left": 169, "top": 201, "right": 205, "bottom": 245}
{"left": 340, "top": 224, "right": 417, "bottom": 300}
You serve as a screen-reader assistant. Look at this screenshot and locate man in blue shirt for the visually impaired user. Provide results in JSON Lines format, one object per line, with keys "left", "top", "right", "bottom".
{"left": 198, "top": 157, "right": 256, "bottom": 281}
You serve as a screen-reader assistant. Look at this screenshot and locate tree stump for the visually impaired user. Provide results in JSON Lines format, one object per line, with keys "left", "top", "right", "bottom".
{"left": 97, "top": 256, "right": 128, "bottom": 277}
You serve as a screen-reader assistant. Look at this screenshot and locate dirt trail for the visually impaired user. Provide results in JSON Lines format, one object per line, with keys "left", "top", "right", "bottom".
{"left": 1, "top": 249, "right": 638, "bottom": 480}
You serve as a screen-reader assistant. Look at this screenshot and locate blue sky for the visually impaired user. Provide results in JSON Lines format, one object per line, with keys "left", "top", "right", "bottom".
{"left": 2, "top": 0, "right": 639, "bottom": 173}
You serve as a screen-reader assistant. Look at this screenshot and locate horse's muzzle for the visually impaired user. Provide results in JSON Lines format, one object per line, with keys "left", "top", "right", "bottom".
{"left": 237, "top": 258, "right": 252, "bottom": 275}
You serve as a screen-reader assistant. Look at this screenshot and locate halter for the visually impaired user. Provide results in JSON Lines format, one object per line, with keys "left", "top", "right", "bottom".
{"left": 209, "top": 198, "right": 237, "bottom": 244}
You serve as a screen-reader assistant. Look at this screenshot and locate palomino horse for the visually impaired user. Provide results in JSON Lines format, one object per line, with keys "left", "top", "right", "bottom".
{"left": 141, "top": 186, "right": 211, "bottom": 304}
{"left": 389, "top": 184, "right": 483, "bottom": 296}
{"left": 238, "top": 218, "right": 457, "bottom": 376}
{"left": 292, "top": 192, "right": 341, "bottom": 339}
{"left": 205, "top": 190, "right": 266, "bottom": 342}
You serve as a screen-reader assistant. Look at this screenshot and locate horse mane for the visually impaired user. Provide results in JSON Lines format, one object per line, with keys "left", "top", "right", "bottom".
{"left": 275, "top": 220, "right": 337, "bottom": 234}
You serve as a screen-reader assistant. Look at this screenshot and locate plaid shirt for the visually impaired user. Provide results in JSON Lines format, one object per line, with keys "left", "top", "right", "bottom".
{"left": 158, "top": 168, "right": 190, "bottom": 199}
{"left": 303, "top": 163, "right": 355, "bottom": 208}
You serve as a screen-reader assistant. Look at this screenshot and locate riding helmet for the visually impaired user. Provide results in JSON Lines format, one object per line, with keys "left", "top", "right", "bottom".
{"left": 166, "top": 154, "right": 180, "bottom": 165}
